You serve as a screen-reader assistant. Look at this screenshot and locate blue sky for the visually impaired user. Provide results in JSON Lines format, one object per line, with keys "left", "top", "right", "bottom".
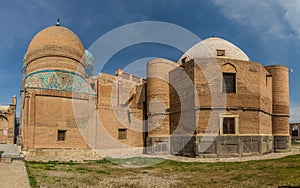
{"left": 0, "top": 0, "right": 300, "bottom": 122}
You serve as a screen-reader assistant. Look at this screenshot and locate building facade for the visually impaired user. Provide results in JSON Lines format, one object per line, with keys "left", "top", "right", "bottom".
{"left": 290, "top": 123, "right": 300, "bottom": 140}
{"left": 0, "top": 96, "right": 17, "bottom": 144}
{"left": 20, "top": 23, "right": 291, "bottom": 158}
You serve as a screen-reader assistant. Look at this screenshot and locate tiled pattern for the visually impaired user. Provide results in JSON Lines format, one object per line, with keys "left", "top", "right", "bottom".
{"left": 85, "top": 50, "right": 94, "bottom": 77}
{"left": 25, "top": 70, "right": 95, "bottom": 94}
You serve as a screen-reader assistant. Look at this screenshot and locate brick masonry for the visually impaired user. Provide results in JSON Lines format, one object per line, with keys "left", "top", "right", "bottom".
{"left": 0, "top": 97, "right": 17, "bottom": 144}
{"left": 20, "top": 25, "right": 291, "bottom": 159}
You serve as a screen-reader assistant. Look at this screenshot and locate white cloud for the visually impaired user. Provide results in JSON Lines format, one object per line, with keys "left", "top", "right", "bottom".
{"left": 290, "top": 106, "right": 300, "bottom": 123}
{"left": 210, "top": 0, "right": 298, "bottom": 39}
{"left": 279, "top": 0, "right": 300, "bottom": 38}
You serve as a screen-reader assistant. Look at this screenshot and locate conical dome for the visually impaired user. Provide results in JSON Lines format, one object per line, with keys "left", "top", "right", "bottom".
{"left": 26, "top": 25, "right": 85, "bottom": 65}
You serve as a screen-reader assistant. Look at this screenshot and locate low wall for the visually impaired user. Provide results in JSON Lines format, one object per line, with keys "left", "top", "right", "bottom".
{"left": 23, "top": 148, "right": 102, "bottom": 161}
{"left": 147, "top": 135, "right": 280, "bottom": 157}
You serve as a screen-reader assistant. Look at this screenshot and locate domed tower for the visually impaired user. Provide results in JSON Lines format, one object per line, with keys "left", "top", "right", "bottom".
{"left": 21, "top": 21, "right": 95, "bottom": 155}
{"left": 168, "top": 37, "right": 274, "bottom": 157}
{"left": 23, "top": 23, "right": 94, "bottom": 94}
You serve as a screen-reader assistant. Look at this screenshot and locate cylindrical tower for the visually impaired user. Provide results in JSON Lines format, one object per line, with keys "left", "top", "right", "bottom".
{"left": 265, "top": 65, "right": 290, "bottom": 151}
{"left": 146, "top": 58, "right": 177, "bottom": 153}
{"left": 147, "top": 58, "right": 178, "bottom": 135}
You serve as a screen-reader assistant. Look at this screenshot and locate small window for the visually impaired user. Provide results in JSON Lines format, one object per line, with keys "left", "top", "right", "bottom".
{"left": 217, "top": 49, "right": 225, "bottom": 56}
{"left": 222, "top": 118, "right": 235, "bottom": 134}
{"left": 118, "top": 128, "right": 127, "bottom": 140}
{"left": 57, "top": 130, "right": 66, "bottom": 141}
{"left": 223, "top": 73, "right": 236, "bottom": 93}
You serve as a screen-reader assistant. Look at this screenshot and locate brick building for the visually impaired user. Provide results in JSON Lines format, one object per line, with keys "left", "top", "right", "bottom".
{"left": 20, "top": 23, "right": 291, "bottom": 158}
{"left": 290, "top": 123, "right": 300, "bottom": 140}
{"left": 0, "top": 96, "right": 17, "bottom": 144}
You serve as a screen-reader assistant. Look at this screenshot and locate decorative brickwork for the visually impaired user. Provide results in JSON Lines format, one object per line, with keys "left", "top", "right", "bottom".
{"left": 0, "top": 97, "right": 17, "bottom": 144}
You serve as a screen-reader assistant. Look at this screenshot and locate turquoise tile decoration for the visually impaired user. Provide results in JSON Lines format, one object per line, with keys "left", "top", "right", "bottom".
{"left": 25, "top": 70, "right": 95, "bottom": 95}
{"left": 85, "top": 50, "right": 94, "bottom": 77}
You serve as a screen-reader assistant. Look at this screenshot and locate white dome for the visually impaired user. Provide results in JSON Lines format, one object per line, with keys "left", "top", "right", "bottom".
{"left": 179, "top": 37, "right": 250, "bottom": 62}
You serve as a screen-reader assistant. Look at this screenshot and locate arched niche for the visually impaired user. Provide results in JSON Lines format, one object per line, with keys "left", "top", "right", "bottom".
{"left": 0, "top": 115, "right": 9, "bottom": 136}
{"left": 221, "top": 63, "right": 237, "bottom": 73}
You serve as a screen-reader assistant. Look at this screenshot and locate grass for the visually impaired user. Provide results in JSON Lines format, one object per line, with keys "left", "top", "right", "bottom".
{"left": 25, "top": 155, "right": 300, "bottom": 187}
{"left": 292, "top": 140, "right": 300, "bottom": 145}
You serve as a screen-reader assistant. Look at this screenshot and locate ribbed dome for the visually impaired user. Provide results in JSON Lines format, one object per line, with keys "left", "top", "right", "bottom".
{"left": 26, "top": 25, "right": 85, "bottom": 65}
{"left": 179, "top": 37, "right": 250, "bottom": 62}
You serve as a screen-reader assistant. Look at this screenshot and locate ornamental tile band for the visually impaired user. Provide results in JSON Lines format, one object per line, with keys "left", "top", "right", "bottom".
{"left": 25, "top": 70, "right": 95, "bottom": 94}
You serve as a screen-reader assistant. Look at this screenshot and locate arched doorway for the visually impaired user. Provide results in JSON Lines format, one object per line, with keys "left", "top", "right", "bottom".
{"left": 292, "top": 125, "right": 298, "bottom": 135}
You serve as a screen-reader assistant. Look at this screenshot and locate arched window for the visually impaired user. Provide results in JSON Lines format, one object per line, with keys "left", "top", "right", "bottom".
{"left": 221, "top": 63, "right": 237, "bottom": 93}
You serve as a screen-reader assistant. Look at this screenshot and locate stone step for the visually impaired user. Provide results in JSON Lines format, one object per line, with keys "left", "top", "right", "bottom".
{"left": 0, "top": 144, "right": 21, "bottom": 157}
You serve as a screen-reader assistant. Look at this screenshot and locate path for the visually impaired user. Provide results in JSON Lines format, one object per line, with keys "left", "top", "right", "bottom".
{"left": 0, "top": 161, "right": 30, "bottom": 188}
